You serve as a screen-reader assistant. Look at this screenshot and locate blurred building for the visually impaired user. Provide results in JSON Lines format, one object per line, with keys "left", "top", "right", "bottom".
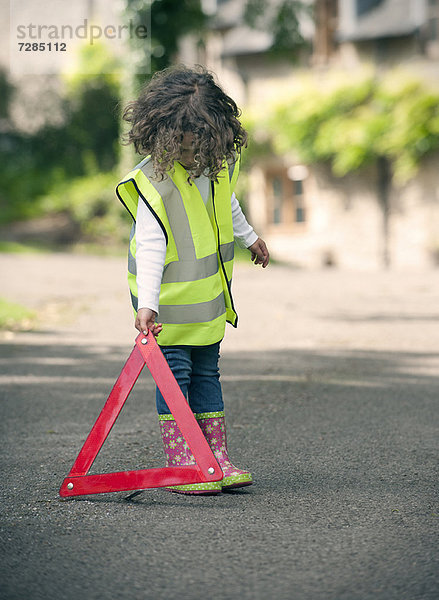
{"left": 1, "top": 0, "right": 127, "bottom": 133}
{"left": 181, "top": 0, "right": 439, "bottom": 269}
{"left": 3, "top": 0, "right": 438, "bottom": 268}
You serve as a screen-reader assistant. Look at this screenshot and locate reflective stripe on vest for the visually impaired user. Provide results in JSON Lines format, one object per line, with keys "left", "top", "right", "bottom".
{"left": 116, "top": 155, "right": 240, "bottom": 346}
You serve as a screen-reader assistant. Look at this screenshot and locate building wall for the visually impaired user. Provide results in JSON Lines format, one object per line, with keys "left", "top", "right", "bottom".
{"left": 183, "top": 0, "right": 439, "bottom": 271}
{"left": 250, "top": 161, "right": 384, "bottom": 270}
{"left": 390, "top": 153, "right": 439, "bottom": 269}
{"left": 248, "top": 151, "right": 439, "bottom": 270}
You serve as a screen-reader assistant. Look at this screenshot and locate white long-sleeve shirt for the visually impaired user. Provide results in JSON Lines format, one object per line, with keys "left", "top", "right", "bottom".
{"left": 135, "top": 175, "right": 258, "bottom": 313}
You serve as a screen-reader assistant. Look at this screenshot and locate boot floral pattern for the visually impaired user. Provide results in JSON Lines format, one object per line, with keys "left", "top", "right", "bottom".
{"left": 158, "top": 415, "right": 222, "bottom": 495}
{"left": 195, "top": 411, "right": 253, "bottom": 489}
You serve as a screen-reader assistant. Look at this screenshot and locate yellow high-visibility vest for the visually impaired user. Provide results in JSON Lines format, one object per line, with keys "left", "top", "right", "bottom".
{"left": 116, "top": 155, "right": 240, "bottom": 346}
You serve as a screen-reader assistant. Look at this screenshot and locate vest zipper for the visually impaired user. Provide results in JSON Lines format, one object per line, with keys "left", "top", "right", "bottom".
{"left": 211, "top": 180, "right": 238, "bottom": 327}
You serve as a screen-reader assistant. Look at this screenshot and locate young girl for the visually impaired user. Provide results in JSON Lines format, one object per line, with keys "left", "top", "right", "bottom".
{"left": 116, "top": 65, "right": 269, "bottom": 495}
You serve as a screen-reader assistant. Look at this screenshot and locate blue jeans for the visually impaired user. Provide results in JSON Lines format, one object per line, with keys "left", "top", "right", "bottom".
{"left": 156, "top": 343, "right": 224, "bottom": 415}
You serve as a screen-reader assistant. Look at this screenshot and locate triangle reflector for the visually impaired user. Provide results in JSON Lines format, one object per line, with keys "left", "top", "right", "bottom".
{"left": 59, "top": 332, "right": 222, "bottom": 497}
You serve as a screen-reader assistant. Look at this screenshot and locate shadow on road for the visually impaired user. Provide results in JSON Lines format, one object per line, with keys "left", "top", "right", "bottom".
{"left": 1, "top": 338, "right": 438, "bottom": 600}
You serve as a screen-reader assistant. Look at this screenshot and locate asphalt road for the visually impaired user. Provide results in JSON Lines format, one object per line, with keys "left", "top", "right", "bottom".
{"left": 1, "top": 254, "right": 438, "bottom": 600}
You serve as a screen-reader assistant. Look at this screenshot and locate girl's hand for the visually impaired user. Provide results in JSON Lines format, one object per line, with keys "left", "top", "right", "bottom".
{"left": 135, "top": 307, "right": 163, "bottom": 337}
{"left": 248, "top": 237, "right": 270, "bottom": 268}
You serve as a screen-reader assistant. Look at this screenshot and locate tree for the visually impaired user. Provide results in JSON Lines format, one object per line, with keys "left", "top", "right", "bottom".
{"left": 243, "top": 0, "right": 310, "bottom": 59}
{"left": 0, "top": 43, "right": 123, "bottom": 226}
{"left": 123, "top": 0, "right": 206, "bottom": 81}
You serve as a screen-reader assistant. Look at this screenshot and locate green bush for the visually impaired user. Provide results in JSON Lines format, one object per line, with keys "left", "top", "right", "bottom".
{"left": 37, "top": 170, "right": 130, "bottom": 243}
{"left": 0, "top": 298, "right": 37, "bottom": 331}
{"left": 264, "top": 70, "right": 439, "bottom": 183}
{"left": 0, "top": 42, "right": 122, "bottom": 227}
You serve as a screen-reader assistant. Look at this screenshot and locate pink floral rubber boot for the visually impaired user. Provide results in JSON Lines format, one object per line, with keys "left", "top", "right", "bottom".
{"left": 195, "top": 411, "right": 253, "bottom": 490}
{"left": 158, "top": 415, "right": 222, "bottom": 495}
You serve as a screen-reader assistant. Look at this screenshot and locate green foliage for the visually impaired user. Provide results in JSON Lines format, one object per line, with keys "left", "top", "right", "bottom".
{"left": 0, "top": 241, "right": 52, "bottom": 253}
{"left": 37, "top": 170, "right": 130, "bottom": 243}
{"left": 267, "top": 71, "right": 439, "bottom": 183}
{"left": 240, "top": 111, "right": 276, "bottom": 169}
{"left": 0, "top": 43, "right": 122, "bottom": 226}
{"left": 0, "top": 141, "right": 63, "bottom": 223}
{"left": 58, "top": 42, "right": 122, "bottom": 173}
{"left": 271, "top": 1, "right": 309, "bottom": 56}
{"left": 373, "top": 76, "right": 439, "bottom": 180}
{"left": 62, "top": 40, "right": 122, "bottom": 91}
{"left": 243, "top": 0, "right": 268, "bottom": 28}
{"left": 0, "top": 298, "right": 37, "bottom": 331}
{"left": 243, "top": 0, "right": 309, "bottom": 59}
{"left": 124, "top": 0, "right": 206, "bottom": 79}
{"left": 0, "top": 68, "right": 14, "bottom": 119}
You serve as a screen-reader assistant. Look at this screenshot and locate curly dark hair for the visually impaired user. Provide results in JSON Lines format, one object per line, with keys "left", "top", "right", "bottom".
{"left": 121, "top": 65, "right": 247, "bottom": 181}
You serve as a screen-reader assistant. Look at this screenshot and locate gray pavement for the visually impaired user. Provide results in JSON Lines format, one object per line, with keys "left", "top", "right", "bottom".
{"left": 1, "top": 254, "right": 438, "bottom": 600}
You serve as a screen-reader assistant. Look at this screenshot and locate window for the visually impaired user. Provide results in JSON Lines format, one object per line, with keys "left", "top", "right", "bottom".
{"left": 429, "top": 17, "right": 439, "bottom": 40}
{"left": 293, "top": 180, "right": 306, "bottom": 223}
{"left": 293, "top": 179, "right": 303, "bottom": 196}
{"left": 266, "top": 168, "right": 307, "bottom": 229}
{"left": 426, "top": 0, "right": 439, "bottom": 57}
{"left": 272, "top": 176, "right": 283, "bottom": 224}
{"left": 356, "top": 0, "right": 384, "bottom": 17}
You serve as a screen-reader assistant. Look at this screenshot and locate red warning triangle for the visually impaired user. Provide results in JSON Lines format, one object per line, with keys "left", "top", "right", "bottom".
{"left": 59, "top": 332, "right": 223, "bottom": 497}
